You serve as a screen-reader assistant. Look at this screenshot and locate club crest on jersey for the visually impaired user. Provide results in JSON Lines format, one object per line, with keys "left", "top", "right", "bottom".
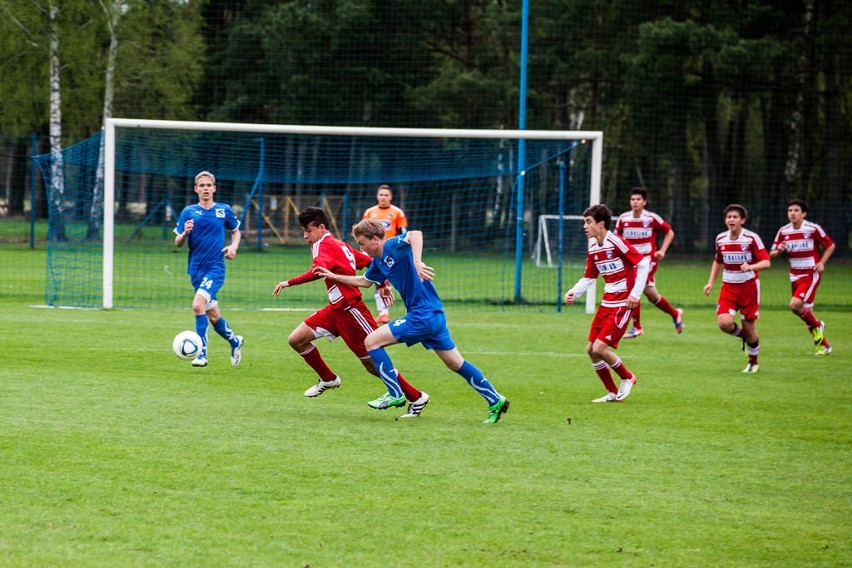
{"left": 606, "top": 250, "right": 613, "bottom": 259}
{"left": 383, "top": 256, "right": 395, "bottom": 267}
{"left": 741, "top": 244, "right": 749, "bottom": 251}
{"left": 643, "top": 219, "right": 651, "bottom": 228}
{"left": 215, "top": 208, "right": 226, "bottom": 218}
{"left": 803, "top": 232, "right": 811, "bottom": 239}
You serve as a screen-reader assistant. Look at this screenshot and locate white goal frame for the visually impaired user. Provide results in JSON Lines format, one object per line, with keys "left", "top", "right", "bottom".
{"left": 103, "top": 118, "right": 602, "bottom": 311}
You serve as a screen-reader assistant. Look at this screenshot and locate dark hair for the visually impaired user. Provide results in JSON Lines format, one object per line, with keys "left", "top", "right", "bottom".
{"left": 377, "top": 184, "right": 393, "bottom": 195}
{"left": 583, "top": 204, "right": 613, "bottom": 230}
{"left": 298, "top": 207, "right": 331, "bottom": 230}
{"left": 787, "top": 198, "right": 808, "bottom": 213}
{"left": 724, "top": 204, "right": 748, "bottom": 220}
{"left": 630, "top": 187, "right": 647, "bottom": 201}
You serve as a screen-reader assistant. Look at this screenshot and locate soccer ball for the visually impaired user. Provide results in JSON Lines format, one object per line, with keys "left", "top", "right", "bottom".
{"left": 172, "top": 330, "right": 203, "bottom": 361}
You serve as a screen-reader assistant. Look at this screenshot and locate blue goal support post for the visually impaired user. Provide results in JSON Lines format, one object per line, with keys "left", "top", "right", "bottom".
{"left": 33, "top": 119, "right": 601, "bottom": 313}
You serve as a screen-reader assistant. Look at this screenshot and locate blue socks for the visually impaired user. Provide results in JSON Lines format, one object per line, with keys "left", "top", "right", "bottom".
{"left": 456, "top": 360, "right": 500, "bottom": 405}
{"left": 213, "top": 317, "right": 238, "bottom": 346}
{"left": 194, "top": 314, "right": 209, "bottom": 353}
{"left": 367, "top": 348, "right": 403, "bottom": 398}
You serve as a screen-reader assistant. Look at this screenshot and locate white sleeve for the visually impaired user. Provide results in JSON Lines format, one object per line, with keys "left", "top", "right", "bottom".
{"left": 568, "top": 277, "right": 596, "bottom": 299}
{"left": 629, "top": 256, "right": 650, "bottom": 298}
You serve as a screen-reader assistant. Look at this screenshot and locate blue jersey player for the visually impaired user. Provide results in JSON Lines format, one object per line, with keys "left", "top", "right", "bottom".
{"left": 313, "top": 219, "right": 509, "bottom": 423}
{"left": 174, "top": 171, "right": 244, "bottom": 367}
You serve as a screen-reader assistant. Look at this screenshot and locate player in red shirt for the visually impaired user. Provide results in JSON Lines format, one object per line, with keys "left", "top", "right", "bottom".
{"left": 770, "top": 199, "right": 835, "bottom": 356}
{"left": 362, "top": 184, "right": 407, "bottom": 324}
{"left": 273, "top": 207, "right": 429, "bottom": 417}
{"left": 614, "top": 188, "right": 683, "bottom": 338}
{"left": 703, "top": 204, "right": 771, "bottom": 373}
{"left": 564, "top": 204, "right": 650, "bottom": 403}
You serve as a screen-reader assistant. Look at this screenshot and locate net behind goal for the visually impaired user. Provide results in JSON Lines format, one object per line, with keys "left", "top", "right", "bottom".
{"left": 33, "top": 120, "right": 601, "bottom": 312}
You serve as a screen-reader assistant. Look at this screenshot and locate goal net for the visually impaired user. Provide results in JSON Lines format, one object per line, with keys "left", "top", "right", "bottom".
{"left": 33, "top": 119, "right": 601, "bottom": 312}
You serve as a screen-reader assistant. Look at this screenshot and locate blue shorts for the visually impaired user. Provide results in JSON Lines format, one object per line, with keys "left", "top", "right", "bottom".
{"left": 387, "top": 310, "right": 456, "bottom": 351}
{"left": 190, "top": 271, "right": 225, "bottom": 305}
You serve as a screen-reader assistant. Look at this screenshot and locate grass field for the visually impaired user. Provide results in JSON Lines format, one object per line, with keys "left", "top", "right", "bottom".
{"left": 1, "top": 242, "right": 850, "bottom": 566}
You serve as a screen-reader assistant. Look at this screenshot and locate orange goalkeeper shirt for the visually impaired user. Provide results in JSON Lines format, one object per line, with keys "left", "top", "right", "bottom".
{"left": 362, "top": 204, "right": 408, "bottom": 239}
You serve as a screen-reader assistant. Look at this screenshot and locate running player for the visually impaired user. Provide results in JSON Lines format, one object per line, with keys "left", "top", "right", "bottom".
{"left": 564, "top": 204, "right": 650, "bottom": 403}
{"left": 174, "top": 171, "right": 244, "bottom": 368}
{"left": 614, "top": 187, "right": 683, "bottom": 338}
{"left": 362, "top": 184, "right": 407, "bottom": 324}
{"left": 703, "top": 204, "right": 771, "bottom": 373}
{"left": 314, "top": 219, "right": 509, "bottom": 424}
{"left": 770, "top": 199, "right": 835, "bottom": 356}
{"left": 273, "top": 207, "right": 429, "bottom": 417}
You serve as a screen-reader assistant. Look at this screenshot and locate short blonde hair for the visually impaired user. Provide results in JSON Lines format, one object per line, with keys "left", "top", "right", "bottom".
{"left": 194, "top": 171, "right": 216, "bottom": 184}
{"left": 352, "top": 219, "right": 385, "bottom": 240}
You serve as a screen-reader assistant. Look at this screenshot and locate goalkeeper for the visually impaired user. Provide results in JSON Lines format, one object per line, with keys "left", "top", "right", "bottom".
{"left": 362, "top": 184, "right": 407, "bottom": 324}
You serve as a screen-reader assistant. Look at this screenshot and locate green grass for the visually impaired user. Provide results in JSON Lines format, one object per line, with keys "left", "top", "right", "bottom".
{"left": 0, "top": 244, "right": 849, "bottom": 565}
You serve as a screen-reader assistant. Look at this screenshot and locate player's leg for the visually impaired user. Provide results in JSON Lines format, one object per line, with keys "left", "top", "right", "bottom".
{"left": 434, "top": 346, "right": 508, "bottom": 423}
{"left": 190, "top": 282, "right": 211, "bottom": 366}
{"left": 739, "top": 281, "right": 761, "bottom": 372}
{"left": 646, "top": 284, "right": 683, "bottom": 333}
{"left": 793, "top": 276, "right": 830, "bottom": 354}
{"left": 200, "top": 274, "right": 243, "bottom": 365}
{"left": 206, "top": 305, "right": 244, "bottom": 366}
{"left": 292, "top": 309, "right": 342, "bottom": 396}
{"left": 362, "top": 325, "right": 405, "bottom": 407}
{"left": 586, "top": 309, "right": 618, "bottom": 401}
{"left": 591, "top": 310, "right": 637, "bottom": 402}
{"left": 339, "top": 304, "right": 424, "bottom": 404}
{"left": 374, "top": 289, "right": 390, "bottom": 324}
{"left": 740, "top": 318, "right": 760, "bottom": 372}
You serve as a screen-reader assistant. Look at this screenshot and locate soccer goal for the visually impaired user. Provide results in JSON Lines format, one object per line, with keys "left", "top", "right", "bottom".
{"left": 33, "top": 119, "right": 602, "bottom": 313}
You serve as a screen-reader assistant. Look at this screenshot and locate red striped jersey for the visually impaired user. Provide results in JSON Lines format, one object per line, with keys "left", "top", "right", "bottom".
{"left": 771, "top": 221, "right": 834, "bottom": 281}
{"left": 287, "top": 233, "right": 373, "bottom": 309}
{"left": 713, "top": 229, "right": 770, "bottom": 284}
{"left": 614, "top": 210, "right": 672, "bottom": 257}
{"left": 583, "top": 232, "right": 646, "bottom": 307}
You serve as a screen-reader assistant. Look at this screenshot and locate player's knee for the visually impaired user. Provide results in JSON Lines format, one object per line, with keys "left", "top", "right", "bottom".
{"left": 789, "top": 298, "right": 803, "bottom": 313}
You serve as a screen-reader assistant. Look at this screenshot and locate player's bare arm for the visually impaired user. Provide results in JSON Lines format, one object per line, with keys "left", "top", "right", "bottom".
{"left": 740, "top": 259, "right": 770, "bottom": 273}
{"left": 222, "top": 228, "right": 241, "bottom": 259}
{"left": 703, "top": 261, "right": 722, "bottom": 295}
{"left": 655, "top": 229, "right": 675, "bottom": 261}
{"left": 815, "top": 242, "right": 835, "bottom": 273}
{"left": 313, "top": 266, "right": 371, "bottom": 288}
{"left": 406, "top": 230, "right": 435, "bottom": 281}
{"left": 272, "top": 280, "right": 289, "bottom": 296}
{"left": 174, "top": 219, "right": 194, "bottom": 247}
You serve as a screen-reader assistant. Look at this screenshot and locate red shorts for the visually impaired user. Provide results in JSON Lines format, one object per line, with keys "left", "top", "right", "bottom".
{"left": 304, "top": 302, "right": 377, "bottom": 358}
{"left": 588, "top": 305, "right": 633, "bottom": 348}
{"left": 791, "top": 273, "right": 821, "bottom": 307}
{"left": 717, "top": 280, "right": 761, "bottom": 321}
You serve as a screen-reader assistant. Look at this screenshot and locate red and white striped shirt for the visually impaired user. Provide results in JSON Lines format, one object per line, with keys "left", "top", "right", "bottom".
{"left": 714, "top": 229, "right": 770, "bottom": 284}
{"left": 614, "top": 210, "right": 672, "bottom": 257}
{"left": 582, "top": 232, "right": 647, "bottom": 307}
{"left": 287, "top": 233, "right": 373, "bottom": 309}
{"left": 771, "top": 220, "right": 834, "bottom": 281}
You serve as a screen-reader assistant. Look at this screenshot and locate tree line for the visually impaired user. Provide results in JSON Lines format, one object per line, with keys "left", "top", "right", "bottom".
{"left": 1, "top": 0, "right": 849, "bottom": 254}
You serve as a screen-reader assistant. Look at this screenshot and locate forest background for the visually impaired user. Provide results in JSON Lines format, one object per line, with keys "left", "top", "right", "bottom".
{"left": 0, "top": 0, "right": 849, "bottom": 256}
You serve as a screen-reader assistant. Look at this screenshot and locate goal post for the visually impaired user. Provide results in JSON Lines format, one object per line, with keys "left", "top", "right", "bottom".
{"left": 43, "top": 118, "right": 604, "bottom": 312}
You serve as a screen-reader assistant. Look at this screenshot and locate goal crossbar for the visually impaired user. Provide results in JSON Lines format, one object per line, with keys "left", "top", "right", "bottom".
{"left": 102, "top": 118, "right": 603, "bottom": 310}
